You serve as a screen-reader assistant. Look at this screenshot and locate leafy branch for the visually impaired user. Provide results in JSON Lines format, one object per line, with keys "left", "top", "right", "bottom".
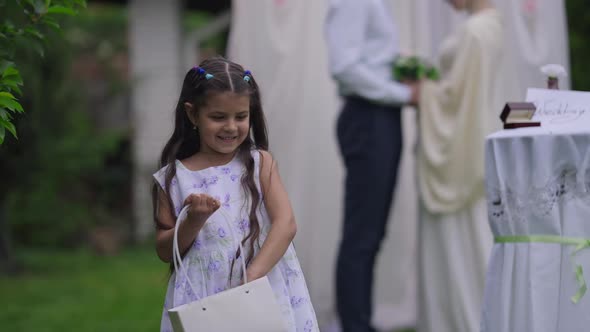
{"left": 0, "top": 0, "right": 86, "bottom": 144}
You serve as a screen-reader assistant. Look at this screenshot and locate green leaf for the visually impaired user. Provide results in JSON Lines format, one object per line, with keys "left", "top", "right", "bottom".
{"left": 1, "top": 66, "right": 18, "bottom": 77}
{"left": 0, "top": 95, "right": 24, "bottom": 113}
{"left": 0, "top": 117, "right": 17, "bottom": 138}
{"left": 4, "top": 82, "right": 23, "bottom": 96}
{"left": 2, "top": 72, "right": 23, "bottom": 81}
{"left": 0, "top": 124, "right": 5, "bottom": 144}
{"left": 8, "top": 84, "right": 23, "bottom": 96}
{"left": 25, "top": 27, "right": 44, "bottom": 40}
{"left": 0, "top": 91, "right": 16, "bottom": 100}
{"left": 2, "top": 73, "right": 24, "bottom": 85}
{"left": 0, "top": 108, "right": 11, "bottom": 121}
{"left": 42, "top": 16, "right": 61, "bottom": 30}
{"left": 47, "top": 5, "right": 76, "bottom": 15}
{"left": 0, "top": 78, "right": 22, "bottom": 91}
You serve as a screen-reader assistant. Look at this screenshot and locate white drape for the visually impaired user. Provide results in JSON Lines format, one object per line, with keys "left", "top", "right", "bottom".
{"left": 227, "top": 1, "right": 418, "bottom": 329}
{"left": 226, "top": 0, "right": 569, "bottom": 330}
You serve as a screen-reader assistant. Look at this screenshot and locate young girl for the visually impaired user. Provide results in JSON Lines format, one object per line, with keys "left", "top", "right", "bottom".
{"left": 152, "top": 57, "right": 318, "bottom": 332}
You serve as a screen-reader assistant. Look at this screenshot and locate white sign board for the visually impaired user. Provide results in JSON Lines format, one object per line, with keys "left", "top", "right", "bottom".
{"left": 526, "top": 88, "right": 590, "bottom": 131}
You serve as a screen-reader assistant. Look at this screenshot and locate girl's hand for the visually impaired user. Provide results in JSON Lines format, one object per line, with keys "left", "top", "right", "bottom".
{"left": 183, "top": 194, "right": 220, "bottom": 226}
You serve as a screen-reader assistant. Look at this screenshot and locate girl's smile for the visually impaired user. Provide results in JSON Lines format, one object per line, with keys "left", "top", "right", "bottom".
{"left": 217, "top": 135, "right": 238, "bottom": 142}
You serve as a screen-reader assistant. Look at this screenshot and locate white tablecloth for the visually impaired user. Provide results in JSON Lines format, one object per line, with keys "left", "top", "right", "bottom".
{"left": 481, "top": 126, "right": 590, "bottom": 332}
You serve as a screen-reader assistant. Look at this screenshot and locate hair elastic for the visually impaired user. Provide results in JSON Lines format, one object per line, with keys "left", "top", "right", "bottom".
{"left": 193, "top": 66, "right": 213, "bottom": 80}
{"left": 243, "top": 70, "right": 251, "bottom": 83}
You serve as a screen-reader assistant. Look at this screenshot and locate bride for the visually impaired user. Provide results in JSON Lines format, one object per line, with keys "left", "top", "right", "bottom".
{"left": 416, "top": 0, "right": 504, "bottom": 331}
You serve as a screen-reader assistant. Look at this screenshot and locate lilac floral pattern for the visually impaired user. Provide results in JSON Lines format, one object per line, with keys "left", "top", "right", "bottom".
{"left": 153, "top": 151, "right": 318, "bottom": 331}
{"left": 192, "top": 175, "right": 220, "bottom": 189}
{"left": 214, "top": 193, "right": 231, "bottom": 209}
{"left": 192, "top": 239, "right": 202, "bottom": 250}
{"left": 217, "top": 227, "right": 226, "bottom": 238}
{"left": 290, "top": 296, "right": 306, "bottom": 308}
{"left": 208, "top": 260, "right": 221, "bottom": 273}
{"left": 236, "top": 218, "right": 249, "bottom": 234}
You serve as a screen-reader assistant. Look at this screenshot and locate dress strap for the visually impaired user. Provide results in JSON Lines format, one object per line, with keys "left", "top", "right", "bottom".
{"left": 251, "top": 149, "right": 262, "bottom": 189}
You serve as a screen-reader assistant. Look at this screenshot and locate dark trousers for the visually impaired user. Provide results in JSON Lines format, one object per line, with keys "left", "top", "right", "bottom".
{"left": 336, "top": 97, "right": 403, "bottom": 332}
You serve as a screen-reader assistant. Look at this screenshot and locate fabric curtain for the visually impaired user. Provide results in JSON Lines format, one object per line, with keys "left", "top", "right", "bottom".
{"left": 226, "top": 0, "right": 569, "bottom": 330}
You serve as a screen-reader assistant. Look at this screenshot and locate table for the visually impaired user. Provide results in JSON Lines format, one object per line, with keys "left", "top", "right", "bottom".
{"left": 481, "top": 126, "right": 590, "bottom": 332}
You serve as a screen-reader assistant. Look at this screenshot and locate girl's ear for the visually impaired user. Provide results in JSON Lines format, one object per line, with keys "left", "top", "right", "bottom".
{"left": 184, "top": 102, "right": 198, "bottom": 126}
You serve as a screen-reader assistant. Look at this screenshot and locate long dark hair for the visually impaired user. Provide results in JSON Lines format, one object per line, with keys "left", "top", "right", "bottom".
{"left": 152, "top": 56, "right": 269, "bottom": 277}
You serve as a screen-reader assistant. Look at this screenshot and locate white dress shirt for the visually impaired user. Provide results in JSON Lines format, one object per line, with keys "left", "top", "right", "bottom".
{"left": 325, "top": 0, "right": 411, "bottom": 105}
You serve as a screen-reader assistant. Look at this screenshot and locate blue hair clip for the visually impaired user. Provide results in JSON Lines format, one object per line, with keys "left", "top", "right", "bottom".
{"left": 243, "top": 70, "right": 252, "bottom": 82}
{"left": 205, "top": 73, "right": 214, "bottom": 80}
{"left": 197, "top": 67, "right": 206, "bottom": 75}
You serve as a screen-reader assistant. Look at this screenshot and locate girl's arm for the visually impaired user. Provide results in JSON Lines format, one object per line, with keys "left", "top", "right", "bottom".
{"left": 155, "top": 190, "right": 219, "bottom": 263}
{"left": 246, "top": 150, "right": 298, "bottom": 281}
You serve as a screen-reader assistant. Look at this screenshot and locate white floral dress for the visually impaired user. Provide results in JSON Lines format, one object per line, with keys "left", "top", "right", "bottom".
{"left": 154, "top": 150, "right": 318, "bottom": 332}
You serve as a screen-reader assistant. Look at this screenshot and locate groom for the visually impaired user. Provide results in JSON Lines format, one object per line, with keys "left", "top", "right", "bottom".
{"left": 325, "top": 0, "right": 418, "bottom": 331}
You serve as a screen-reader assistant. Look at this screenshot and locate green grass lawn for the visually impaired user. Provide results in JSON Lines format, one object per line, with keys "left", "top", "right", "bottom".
{"left": 0, "top": 246, "right": 169, "bottom": 331}
{"left": 1, "top": 247, "right": 417, "bottom": 332}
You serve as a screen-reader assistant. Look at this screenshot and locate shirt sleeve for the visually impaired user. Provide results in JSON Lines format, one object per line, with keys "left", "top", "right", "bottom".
{"left": 325, "top": 0, "right": 411, "bottom": 105}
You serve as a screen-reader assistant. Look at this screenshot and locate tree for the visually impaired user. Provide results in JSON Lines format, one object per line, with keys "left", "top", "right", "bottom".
{"left": 0, "top": 0, "right": 86, "bottom": 273}
{"left": 0, "top": 0, "right": 86, "bottom": 145}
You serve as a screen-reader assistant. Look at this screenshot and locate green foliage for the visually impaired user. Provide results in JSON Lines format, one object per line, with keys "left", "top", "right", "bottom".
{"left": 393, "top": 55, "right": 440, "bottom": 82}
{"left": 0, "top": 0, "right": 86, "bottom": 144}
{"left": 1, "top": 4, "right": 131, "bottom": 247}
{"left": 6, "top": 128, "right": 126, "bottom": 246}
{"left": 566, "top": 1, "right": 590, "bottom": 91}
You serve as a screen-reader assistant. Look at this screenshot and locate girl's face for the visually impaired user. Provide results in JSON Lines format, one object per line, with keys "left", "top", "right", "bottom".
{"left": 186, "top": 92, "right": 251, "bottom": 156}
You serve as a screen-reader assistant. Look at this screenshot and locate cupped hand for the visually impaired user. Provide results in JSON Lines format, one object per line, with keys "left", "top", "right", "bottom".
{"left": 183, "top": 193, "right": 221, "bottom": 226}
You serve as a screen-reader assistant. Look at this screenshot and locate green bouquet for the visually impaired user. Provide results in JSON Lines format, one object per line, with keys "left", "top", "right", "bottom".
{"left": 393, "top": 55, "right": 440, "bottom": 81}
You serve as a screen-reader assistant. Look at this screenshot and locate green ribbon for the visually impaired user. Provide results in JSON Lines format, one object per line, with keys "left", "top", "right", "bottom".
{"left": 495, "top": 235, "right": 590, "bottom": 304}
